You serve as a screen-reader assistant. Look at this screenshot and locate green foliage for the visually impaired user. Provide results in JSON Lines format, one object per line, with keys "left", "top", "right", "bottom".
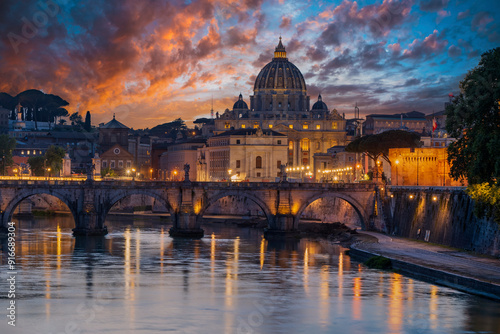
{"left": 28, "top": 156, "right": 45, "bottom": 176}
{"left": 346, "top": 130, "right": 421, "bottom": 164}
{"left": 0, "top": 134, "right": 16, "bottom": 174}
{"left": 101, "top": 167, "right": 117, "bottom": 177}
{"left": 466, "top": 183, "right": 500, "bottom": 224}
{"left": 45, "top": 145, "right": 66, "bottom": 175}
{"left": 445, "top": 47, "right": 500, "bottom": 185}
{"left": 149, "top": 118, "right": 187, "bottom": 138}
{"left": 365, "top": 256, "right": 392, "bottom": 270}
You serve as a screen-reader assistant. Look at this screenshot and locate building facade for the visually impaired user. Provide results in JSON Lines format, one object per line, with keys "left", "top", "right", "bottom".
{"left": 389, "top": 147, "right": 465, "bottom": 187}
{"left": 212, "top": 38, "right": 346, "bottom": 170}
{"left": 197, "top": 128, "right": 287, "bottom": 182}
{"left": 363, "top": 111, "right": 427, "bottom": 135}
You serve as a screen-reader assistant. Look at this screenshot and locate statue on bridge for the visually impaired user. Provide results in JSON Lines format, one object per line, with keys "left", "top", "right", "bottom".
{"left": 280, "top": 164, "right": 287, "bottom": 183}
{"left": 184, "top": 163, "right": 190, "bottom": 182}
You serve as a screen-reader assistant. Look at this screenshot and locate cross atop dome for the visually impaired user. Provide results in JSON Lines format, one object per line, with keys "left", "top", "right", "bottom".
{"left": 273, "top": 36, "right": 287, "bottom": 59}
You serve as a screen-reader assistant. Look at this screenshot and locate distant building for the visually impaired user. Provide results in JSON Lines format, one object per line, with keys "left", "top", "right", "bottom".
{"left": 128, "top": 135, "right": 152, "bottom": 177}
{"left": 363, "top": 111, "right": 427, "bottom": 135}
{"left": 98, "top": 115, "right": 129, "bottom": 153}
{"left": 212, "top": 38, "right": 347, "bottom": 169}
{"left": 158, "top": 139, "right": 206, "bottom": 181}
{"left": 389, "top": 147, "right": 465, "bottom": 187}
{"left": 313, "top": 146, "right": 357, "bottom": 182}
{"left": 100, "top": 144, "right": 134, "bottom": 175}
{"left": 197, "top": 128, "right": 287, "bottom": 182}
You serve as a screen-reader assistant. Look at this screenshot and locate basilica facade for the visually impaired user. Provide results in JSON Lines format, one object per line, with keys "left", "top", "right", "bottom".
{"left": 213, "top": 38, "right": 347, "bottom": 172}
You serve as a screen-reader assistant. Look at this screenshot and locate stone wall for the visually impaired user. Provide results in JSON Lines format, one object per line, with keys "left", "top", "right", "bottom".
{"left": 301, "top": 198, "right": 361, "bottom": 227}
{"left": 387, "top": 187, "right": 500, "bottom": 257}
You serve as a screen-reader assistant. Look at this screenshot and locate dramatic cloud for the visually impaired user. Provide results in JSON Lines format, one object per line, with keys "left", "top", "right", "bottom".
{"left": 0, "top": 0, "right": 498, "bottom": 126}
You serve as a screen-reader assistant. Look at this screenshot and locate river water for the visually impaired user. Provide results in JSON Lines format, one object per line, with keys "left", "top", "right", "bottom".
{"left": 1, "top": 215, "right": 499, "bottom": 334}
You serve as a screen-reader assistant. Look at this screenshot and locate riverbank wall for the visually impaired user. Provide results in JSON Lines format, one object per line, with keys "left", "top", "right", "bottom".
{"left": 383, "top": 187, "right": 500, "bottom": 257}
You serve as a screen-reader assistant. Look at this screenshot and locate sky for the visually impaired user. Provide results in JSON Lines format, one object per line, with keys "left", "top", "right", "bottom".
{"left": 0, "top": 0, "right": 499, "bottom": 128}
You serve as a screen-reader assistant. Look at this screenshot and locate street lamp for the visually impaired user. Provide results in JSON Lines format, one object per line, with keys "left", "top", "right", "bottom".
{"left": 228, "top": 169, "right": 232, "bottom": 181}
{"left": 132, "top": 168, "right": 136, "bottom": 181}
{"left": 173, "top": 170, "right": 178, "bottom": 181}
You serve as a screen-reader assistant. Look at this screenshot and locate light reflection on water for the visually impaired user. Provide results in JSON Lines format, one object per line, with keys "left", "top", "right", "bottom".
{"left": 0, "top": 215, "right": 499, "bottom": 334}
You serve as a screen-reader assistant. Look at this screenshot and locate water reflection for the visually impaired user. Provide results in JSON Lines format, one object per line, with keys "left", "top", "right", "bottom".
{"left": 0, "top": 216, "right": 499, "bottom": 334}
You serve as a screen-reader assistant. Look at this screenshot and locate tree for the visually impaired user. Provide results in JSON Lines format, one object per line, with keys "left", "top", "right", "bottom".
{"left": 345, "top": 130, "right": 421, "bottom": 164}
{"left": 44, "top": 145, "right": 66, "bottom": 176}
{"left": 27, "top": 156, "right": 45, "bottom": 176}
{"left": 84, "top": 111, "right": 91, "bottom": 131}
{"left": 149, "top": 118, "right": 187, "bottom": 138}
{"left": 445, "top": 47, "right": 500, "bottom": 185}
{"left": 69, "top": 112, "right": 83, "bottom": 128}
{"left": 0, "top": 134, "right": 16, "bottom": 175}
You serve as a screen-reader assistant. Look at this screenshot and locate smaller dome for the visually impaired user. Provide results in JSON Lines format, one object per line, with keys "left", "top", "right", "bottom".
{"left": 233, "top": 94, "right": 249, "bottom": 110}
{"left": 311, "top": 94, "right": 328, "bottom": 111}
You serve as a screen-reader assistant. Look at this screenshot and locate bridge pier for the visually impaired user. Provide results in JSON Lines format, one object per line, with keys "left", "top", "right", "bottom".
{"left": 72, "top": 209, "right": 108, "bottom": 236}
{"left": 169, "top": 212, "right": 204, "bottom": 238}
{"left": 264, "top": 214, "right": 300, "bottom": 239}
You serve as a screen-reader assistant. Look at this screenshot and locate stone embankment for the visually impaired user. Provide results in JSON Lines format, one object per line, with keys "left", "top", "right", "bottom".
{"left": 349, "top": 231, "right": 500, "bottom": 301}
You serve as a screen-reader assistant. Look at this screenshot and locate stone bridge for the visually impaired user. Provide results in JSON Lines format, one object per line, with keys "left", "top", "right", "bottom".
{"left": 0, "top": 179, "right": 377, "bottom": 238}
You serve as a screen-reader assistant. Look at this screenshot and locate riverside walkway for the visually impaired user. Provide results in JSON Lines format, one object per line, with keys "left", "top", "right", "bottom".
{"left": 350, "top": 231, "right": 500, "bottom": 301}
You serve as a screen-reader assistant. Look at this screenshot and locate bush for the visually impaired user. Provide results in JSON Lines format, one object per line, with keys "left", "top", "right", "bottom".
{"left": 365, "top": 256, "right": 392, "bottom": 270}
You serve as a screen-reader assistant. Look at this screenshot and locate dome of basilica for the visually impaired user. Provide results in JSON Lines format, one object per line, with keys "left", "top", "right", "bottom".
{"left": 233, "top": 93, "right": 249, "bottom": 110}
{"left": 311, "top": 94, "right": 328, "bottom": 111}
{"left": 253, "top": 37, "right": 306, "bottom": 93}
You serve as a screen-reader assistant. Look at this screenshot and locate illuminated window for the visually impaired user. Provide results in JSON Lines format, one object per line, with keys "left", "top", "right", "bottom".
{"left": 254, "top": 122, "right": 259, "bottom": 128}
{"left": 301, "top": 139, "right": 310, "bottom": 151}
{"left": 27, "top": 150, "right": 30, "bottom": 155}
{"left": 289, "top": 124, "right": 293, "bottom": 129}
{"left": 316, "top": 124, "right": 320, "bottom": 130}
{"left": 241, "top": 124, "right": 246, "bottom": 128}
{"left": 21, "top": 150, "right": 24, "bottom": 155}
{"left": 332, "top": 122, "right": 338, "bottom": 130}
{"left": 268, "top": 124, "right": 273, "bottom": 128}
{"left": 289, "top": 141, "right": 294, "bottom": 150}
{"left": 303, "top": 124, "right": 309, "bottom": 129}
{"left": 225, "top": 122, "right": 230, "bottom": 129}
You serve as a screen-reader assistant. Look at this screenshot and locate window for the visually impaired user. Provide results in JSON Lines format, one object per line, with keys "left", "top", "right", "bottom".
{"left": 118, "top": 160, "right": 123, "bottom": 168}
{"left": 225, "top": 122, "right": 230, "bottom": 129}
{"left": 301, "top": 138, "right": 310, "bottom": 151}
{"left": 289, "top": 124, "right": 293, "bottom": 129}
{"left": 257, "top": 172, "right": 261, "bottom": 177}
{"left": 236, "top": 160, "right": 241, "bottom": 168}
{"left": 126, "top": 161, "right": 131, "bottom": 168}
{"left": 110, "top": 160, "right": 115, "bottom": 168}
{"left": 303, "top": 124, "right": 309, "bottom": 129}
{"left": 102, "top": 161, "right": 107, "bottom": 168}
{"left": 316, "top": 142, "right": 320, "bottom": 150}
{"left": 254, "top": 122, "right": 259, "bottom": 128}
{"left": 277, "top": 140, "right": 282, "bottom": 145}
{"left": 236, "top": 139, "right": 241, "bottom": 144}
{"left": 268, "top": 124, "right": 273, "bottom": 128}
{"left": 289, "top": 141, "right": 294, "bottom": 150}
{"left": 256, "top": 156, "right": 262, "bottom": 169}
{"left": 277, "top": 160, "right": 281, "bottom": 169}
{"left": 316, "top": 124, "right": 320, "bottom": 130}
{"left": 241, "top": 124, "right": 246, "bottom": 128}
{"left": 332, "top": 122, "right": 338, "bottom": 130}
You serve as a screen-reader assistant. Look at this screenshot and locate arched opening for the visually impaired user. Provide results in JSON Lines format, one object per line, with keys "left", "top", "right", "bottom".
{"left": 3, "top": 190, "right": 77, "bottom": 232}
{"left": 197, "top": 191, "right": 273, "bottom": 228}
{"left": 104, "top": 191, "right": 172, "bottom": 231}
{"left": 256, "top": 156, "right": 262, "bottom": 169}
{"left": 295, "top": 194, "right": 366, "bottom": 231}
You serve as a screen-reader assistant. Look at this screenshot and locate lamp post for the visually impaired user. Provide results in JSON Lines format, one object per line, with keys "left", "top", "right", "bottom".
{"left": 228, "top": 169, "right": 232, "bottom": 182}
{"left": 150, "top": 168, "right": 153, "bottom": 180}
{"left": 132, "top": 168, "right": 136, "bottom": 181}
{"left": 173, "top": 169, "right": 178, "bottom": 181}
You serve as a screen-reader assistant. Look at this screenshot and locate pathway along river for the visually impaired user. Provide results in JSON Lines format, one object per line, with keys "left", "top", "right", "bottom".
{"left": 1, "top": 215, "right": 499, "bottom": 334}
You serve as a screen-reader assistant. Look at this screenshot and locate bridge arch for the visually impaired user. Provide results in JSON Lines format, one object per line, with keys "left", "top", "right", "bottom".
{"left": 103, "top": 189, "right": 173, "bottom": 221}
{"left": 197, "top": 190, "right": 274, "bottom": 226}
{"left": 2, "top": 188, "right": 78, "bottom": 227}
{"left": 295, "top": 192, "right": 368, "bottom": 230}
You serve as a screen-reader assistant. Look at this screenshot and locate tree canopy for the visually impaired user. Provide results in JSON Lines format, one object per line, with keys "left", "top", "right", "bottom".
{"left": 45, "top": 145, "right": 66, "bottom": 175}
{"left": 0, "top": 89, "right": 69, "bottom": 128}
{"left": 445, "top": 47, "right": 500, "bottom": 185}
{"left": 0, "top": 134, "right": 16, "bottom": 175}
{"left": 149, "top": 118, "right": 187, "bottom": 138}
{"left": 27, "top": 156, "right": 45, "bottom": 176}
{"left": 345, "top": 130, "right": 421, "bottom": 164}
